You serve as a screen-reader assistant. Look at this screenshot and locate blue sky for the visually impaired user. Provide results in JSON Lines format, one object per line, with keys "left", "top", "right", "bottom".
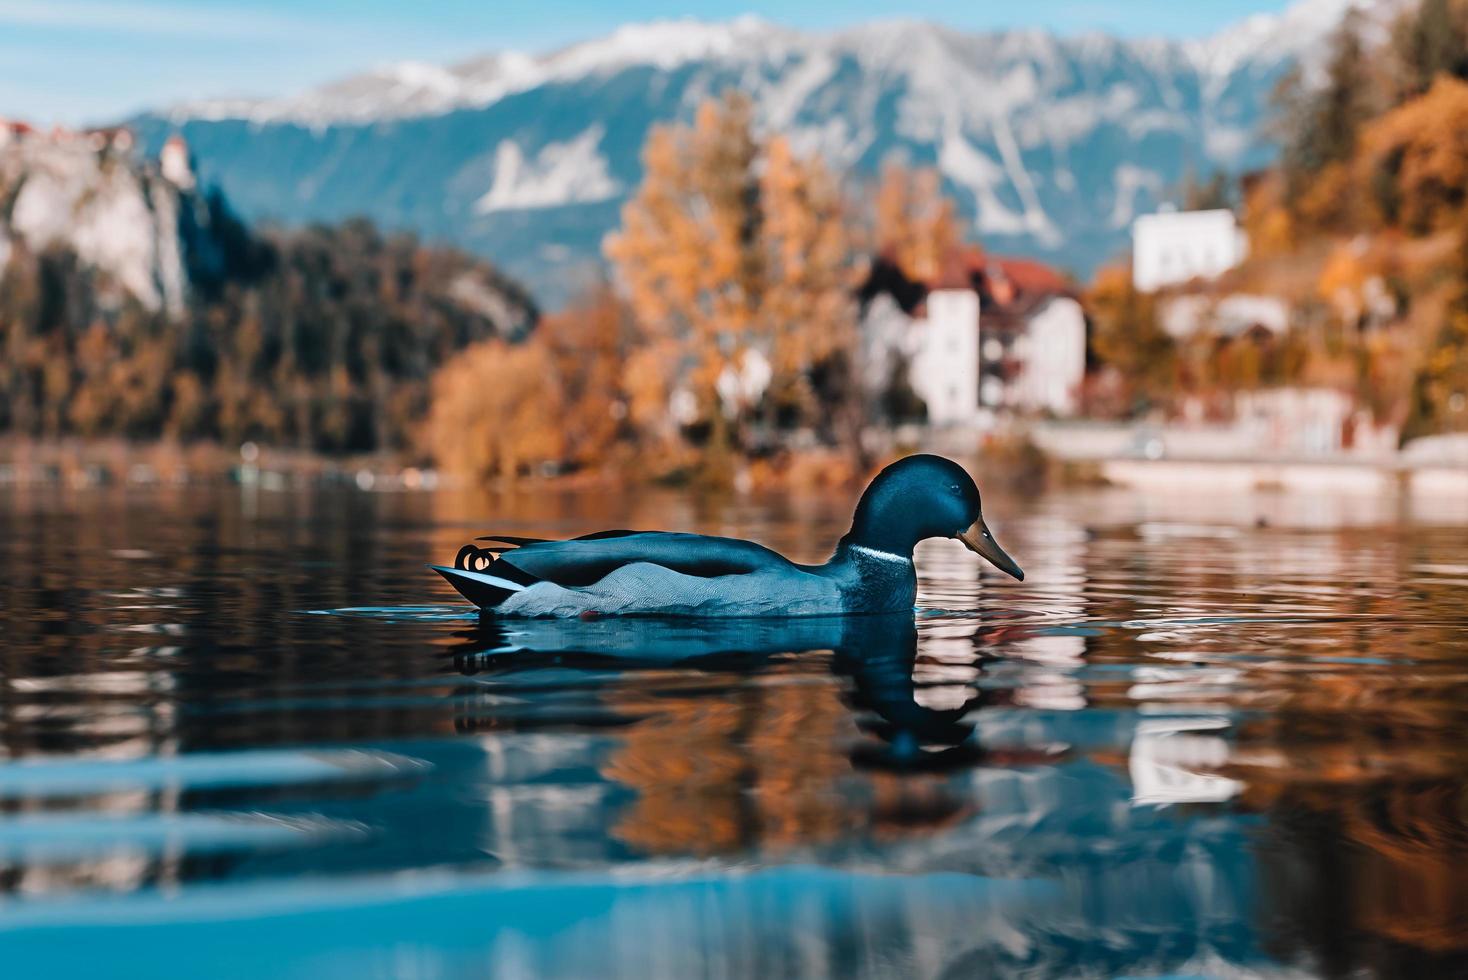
{"left": 1, "top": 0, "right": 1295, "bottom": 125}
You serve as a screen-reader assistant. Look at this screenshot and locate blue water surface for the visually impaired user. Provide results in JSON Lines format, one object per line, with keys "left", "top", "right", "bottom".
{"left": 0, "top": 481, "right": 1465, "bottom": 978}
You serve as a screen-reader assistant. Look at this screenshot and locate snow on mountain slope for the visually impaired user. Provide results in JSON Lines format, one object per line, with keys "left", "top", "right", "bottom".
{"left": 137, "top": 0, "right": 1391, "bottom": 306}
{"left": 474, "top": 125, "right": 620, "bottom": 213}
{"left": 172, "top": 16, "right": 794, "bottom": 127}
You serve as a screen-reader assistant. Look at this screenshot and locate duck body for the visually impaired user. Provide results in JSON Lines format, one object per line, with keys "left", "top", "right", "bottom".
{"left": 434, "top": 534, "right": 916, "bottom": 617}
{"left": 433, "top": 454, "right": 1021, "bottom": 618}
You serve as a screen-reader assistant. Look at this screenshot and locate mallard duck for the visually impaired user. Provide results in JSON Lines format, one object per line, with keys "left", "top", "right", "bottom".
{"left": 432, "top": 454, "right": 1023, "bottom": 617}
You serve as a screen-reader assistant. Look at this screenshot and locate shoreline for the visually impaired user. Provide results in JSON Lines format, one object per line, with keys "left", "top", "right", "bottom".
{"left": 1093, "top": 456, "right": 1468, "bottom": 497}
{"left": 2, "top": 435, "right": 1463, "bottom": 500}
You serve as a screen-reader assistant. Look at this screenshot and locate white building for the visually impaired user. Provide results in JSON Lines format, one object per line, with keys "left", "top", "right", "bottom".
{"left": 858, "top": 254, "right": 1088, "bottom": 425}
{"left": 1159, "top": 293, "right": 1290, "bottom": 340}
{"left": 1235, "top": 387, "right": 1397, "bottom": 458}
{"left": 1131, "top": 207, "right": 1247, "bottom": 292}
{"left": 1013, "top": 296, "right": 1087, "bottom": 416}
{"left": 910, "top": 288, "right": 981, "bottom": 425}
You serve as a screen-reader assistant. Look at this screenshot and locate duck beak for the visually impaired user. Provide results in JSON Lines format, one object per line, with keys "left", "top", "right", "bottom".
{"left": 957, "top": 519, "right": 1024, "bottom": 581}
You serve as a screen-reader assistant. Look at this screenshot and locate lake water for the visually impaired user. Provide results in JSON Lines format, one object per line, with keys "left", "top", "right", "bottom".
{"left": 0, "top": 477, "right": 1465, "bottom": 979}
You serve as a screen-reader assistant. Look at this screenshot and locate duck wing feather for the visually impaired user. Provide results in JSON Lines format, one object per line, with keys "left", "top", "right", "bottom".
{"left": 494, "top": 531, "right": 797, "bottom": 588}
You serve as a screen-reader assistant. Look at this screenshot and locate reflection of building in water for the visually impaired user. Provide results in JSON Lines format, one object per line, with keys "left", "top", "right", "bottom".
{"left": 464, "top": 733, "right": 622, "bottom": 866}
{"left": 993, "top": 512, "right": 1091, "bottom": 710}
{"left": 1128, "top": 717, "right": 1242, "bottom": 805}
{"left": 0, "top": 650, "right": 185, "bottom": 896}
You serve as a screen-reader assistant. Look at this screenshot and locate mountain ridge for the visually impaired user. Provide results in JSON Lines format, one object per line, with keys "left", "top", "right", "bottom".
{"left": 131, "top": 0, "right": 1390, "bottom": 305}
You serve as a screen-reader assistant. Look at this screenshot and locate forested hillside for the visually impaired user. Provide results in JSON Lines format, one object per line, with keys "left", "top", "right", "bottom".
{"left": 0, "top": 133, "right": 536, "bottom": 454}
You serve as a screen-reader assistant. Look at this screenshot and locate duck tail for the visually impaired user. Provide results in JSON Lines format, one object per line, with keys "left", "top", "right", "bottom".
{"left": 430, "top": 565, "right": 526, "bottom": 610}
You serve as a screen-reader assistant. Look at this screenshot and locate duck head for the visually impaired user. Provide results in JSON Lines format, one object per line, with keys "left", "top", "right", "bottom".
{"left": 843, "top": 454, "right": 1024, "bottom": 580}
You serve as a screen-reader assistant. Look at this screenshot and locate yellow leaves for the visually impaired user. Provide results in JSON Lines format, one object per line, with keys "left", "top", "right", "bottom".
{"left": 1359, "top": 76, "right": 1468, "bottom": 232}
{"left": 1088, "top": 263, "right": 1133, "bottom": 301}
{"left": 1084, "top": 261, "right": 1175, "bottom": 408}
{"left": 873, "top": 162, "right": 958, "bottom": 282}
{"left": 604, "top": 91, "right": 856, "bottom": 438}
{"left": 623, "top": 338, "right": 682, "bottom": 442}
{"left": 1318, "top": 240, "right": 1371, "bottom": 305}
{"left": 1252, "top": 207, "right": 1296, "bottom": 258}
{"left": 1296, "top": 162, "right": 1356, "bottom": 232}
{"left": 426, "top": 338, "right": 566, "bottom": 482}
{"left": 761, "top": 134, "right": 855, "bottom": 374}
{"left": 424, "top": 287, "right": 700, "bottom": 482}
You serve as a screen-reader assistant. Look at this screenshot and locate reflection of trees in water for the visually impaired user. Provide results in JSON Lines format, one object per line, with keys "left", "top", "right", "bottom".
{"left": 1255, "top": 782, "right": 1468, "bottom": 978}
{"left": 1239, "top": 721, "right": 1468, "bottom": 975}
{"left": 1216, "top": 542, "right": 1468, "bottom": 976}
{"left": 604, "top": 675, "right": 858, "bottom": 855}
{"left": 0, "top": 485, "right": 624, "bottom": 759}
{"left": 2, "top": 484, "right": 1467, "bottom": 977}
{"left": 0, "top": 485, "right": 471, "bottom": 897}
{"left": 466, "top": 615, "right": 988, "bottom": 859}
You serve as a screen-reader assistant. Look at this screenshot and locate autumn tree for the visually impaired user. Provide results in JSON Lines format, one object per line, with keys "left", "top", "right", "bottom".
{"left": 604, "top": 92, "right": 859, "bottom": 460}
{"left": 1389, "top": 0, "right": 1468, "bottom": 101}
{"left": 425, "top": 339, "right": 566, "bottom": 482}
{"left": 605, "top": 92, "right": 759, "bottom": 445}
{"left": 1275, "top": 10, "right": 1377, "bottom": 229}
{"left": 1403, "top": 213, "right": 1468, "bottom": 440}
{"left": 872, "top": 161, "right": 958, "bottom": 282}
{"left": 1359, "top": 76, "right": 1468, "bottom": 232}
{"left": 1086, "top": 264, "right": 1176, "bottom": 412}
{"left": 760, "top": 135, "right": 860, "bottom": 444}
{"left": 424, "top": 287, "right": 651, "bottom": 481}
{"left": 1179, "top": 168, "right": 1234, "bottom": 212}
{"left": 534, "top": 287, "right": 636, "bottom": 468}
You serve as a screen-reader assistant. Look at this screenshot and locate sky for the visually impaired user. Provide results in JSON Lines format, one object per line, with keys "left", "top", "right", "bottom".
{"left": 1, "top": 0, "right": 1296, "bottom": 126}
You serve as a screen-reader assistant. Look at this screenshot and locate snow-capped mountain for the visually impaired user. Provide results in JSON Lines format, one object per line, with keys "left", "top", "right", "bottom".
{"left": 131, "top": 0, "right": 1384, "bottom": 305}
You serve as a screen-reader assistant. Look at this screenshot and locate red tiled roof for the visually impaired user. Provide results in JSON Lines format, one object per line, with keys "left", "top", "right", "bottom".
{"left": 932, "top": 244, "right": 988, "bottom": 289}
{"left": 990, "top": 256, "right": 1070, "bottom": 296}
{"left": 857, "top": 246, "right": 1074, "bottom": 328}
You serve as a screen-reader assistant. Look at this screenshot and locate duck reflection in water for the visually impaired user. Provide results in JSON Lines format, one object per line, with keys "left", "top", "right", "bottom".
{"left": 450, "top": 613, "right": 1059, "bottom": 772}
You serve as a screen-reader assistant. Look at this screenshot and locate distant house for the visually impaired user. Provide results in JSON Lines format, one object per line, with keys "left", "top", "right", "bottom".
{"left": 857, "top": 248, "right": 1087, "bottom": 424}
{"left": 160, "top": 134, "right": 195, "bottom": 189}
{"left": 1235, "top": 388, "right": 1398, "bottom": 458}
{"left": 0, "top": 117, "right": 35, "bottom": 148}
{"left": 1159, "top": 293, "right": 1290, "bottom": 340}
{"left": 1131, "top": 207, "right": 1247, "bottom": 292}
{"left": 84, "top": 126, "right": 134, "bottom": 154}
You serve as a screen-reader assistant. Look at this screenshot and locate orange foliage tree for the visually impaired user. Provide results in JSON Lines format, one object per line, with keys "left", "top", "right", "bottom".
{"left": 424, "top": 339, "right": 566, "bottom": 482}
{"left": 871, "top": 161, "right": 959, "bottom": 282}
{"left": 425, "top": 288, "right": 646, "bottom": 481}
{"left": 1360, "top": 76, "right": 1468, "bottom": 233}
{"left": 1085, "top": 264, "right": 1176, "bottom": 413}
{"left": 1404, "top": 215, "right": 1468, "bottom": 439}
{"left": 604, "top": 92, "right": 858, "bottom": 457}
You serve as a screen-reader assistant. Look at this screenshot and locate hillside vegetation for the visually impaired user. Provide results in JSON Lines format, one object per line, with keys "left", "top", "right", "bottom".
{"left": 0, "top": 136, "right": 535, "bottom": 454}
{"left": 1086, "top": 0, "right": 1468, "bottom": 441}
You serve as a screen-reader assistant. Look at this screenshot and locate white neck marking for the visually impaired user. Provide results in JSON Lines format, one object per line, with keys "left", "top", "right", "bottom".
{"left": 850, "top": 544, "right": 911, "bottom": 565}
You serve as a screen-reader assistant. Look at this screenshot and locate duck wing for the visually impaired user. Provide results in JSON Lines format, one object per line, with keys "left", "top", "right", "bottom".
{"left": 494, "top": 531, "right": 796, "bottom": 587}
